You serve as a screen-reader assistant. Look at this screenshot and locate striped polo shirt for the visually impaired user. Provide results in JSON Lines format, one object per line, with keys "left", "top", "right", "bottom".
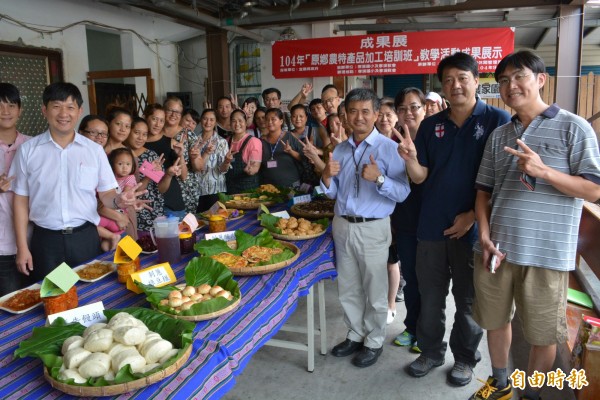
{"left": 474, "top": 104, "right": 600, "bottom": 271}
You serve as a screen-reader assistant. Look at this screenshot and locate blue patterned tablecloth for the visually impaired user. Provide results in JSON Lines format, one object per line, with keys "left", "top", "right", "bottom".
{"left": 0, "top": 210, "right": 336, "bottom": 399}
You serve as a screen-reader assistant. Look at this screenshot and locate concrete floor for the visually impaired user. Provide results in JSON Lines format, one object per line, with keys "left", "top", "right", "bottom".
{"left": 223, "top": 279, "right": 575, "bottom": 400}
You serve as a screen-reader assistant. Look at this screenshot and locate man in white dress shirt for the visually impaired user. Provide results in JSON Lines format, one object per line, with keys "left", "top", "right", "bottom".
{"left": 10, "top": 82, "right": 146, "bottom": 281}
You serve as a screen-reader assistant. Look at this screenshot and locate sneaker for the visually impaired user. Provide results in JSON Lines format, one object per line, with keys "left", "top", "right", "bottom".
{"left": 448, "top": 361, "right": 473, "bottom": 386}
{"left": 406, "top": 354, "right": 444, "bottom": 377}
{"left": 469, "top": 376, "right": 513, "bottom": 400}
{"left": 395, "top": 289, "right": 404, "bottom": 302}
{"left": 387, "top": 309, "right": 396, "bottom": 324}
{"left": 393, "top": 330, "right": 416, "bottom": 347}
{"left": 410, "top": 342, "right": 421, "bottom": 353}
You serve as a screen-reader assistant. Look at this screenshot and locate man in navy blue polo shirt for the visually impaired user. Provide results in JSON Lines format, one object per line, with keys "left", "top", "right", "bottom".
{"left": 397, "top": 52, "right": 511, "bottom": 386}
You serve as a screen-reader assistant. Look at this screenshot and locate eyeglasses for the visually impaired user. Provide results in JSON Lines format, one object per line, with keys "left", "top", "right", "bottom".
{"left": 166, "top": 108, "right": 182, "bottom": 115}
{"left": 497, "top": 73, "right": 532, "bottom": 88}
{"left": 82, "top": 129, "right": 109, "bottom": 138}
{"left": 397, "top": 105, "right": 422, "bottom": 114}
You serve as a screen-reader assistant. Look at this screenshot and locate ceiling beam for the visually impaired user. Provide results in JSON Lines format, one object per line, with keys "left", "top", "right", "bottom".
{"left": 336, "top": 18, "right": 600, "bottom": 32}
{"left": 533, "top": 10, "right": 559, "bottom": 49}
{"left": 235, "top": 0, "right": 566, "bottom": 28}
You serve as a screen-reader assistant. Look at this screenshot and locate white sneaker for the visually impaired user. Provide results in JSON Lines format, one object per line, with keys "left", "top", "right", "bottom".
{"left": 387, "top": 309, "right": 396, "bottom": 324}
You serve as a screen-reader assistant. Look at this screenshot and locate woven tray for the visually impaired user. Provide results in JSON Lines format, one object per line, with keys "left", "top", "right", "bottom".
{"left": 290, "top": 203, "right": 335, "bottom": 219}
{"left": 155, "top": 295, "right": 241, "bottom": 321}
{"left": 270, "top": 229, "right": 327, "bottom": 241}
{"left": 225, "top": 240, "right": 300, "bottom": 276}
{"left": 224, "top": 199, "right": 274, "bottom": 210}
{"left": 43, "top": 344, "right": 192, "bottom": 397}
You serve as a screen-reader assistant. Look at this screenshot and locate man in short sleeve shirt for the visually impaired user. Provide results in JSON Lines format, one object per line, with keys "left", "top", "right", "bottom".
{"left": 470, "top": 51, "right": 600, "bottom": 400}
{"left": 397, "top": 52, "right": 510, "bottom": 386}
{"left": 10, "top": 82, "right": 144, "bottom": 282}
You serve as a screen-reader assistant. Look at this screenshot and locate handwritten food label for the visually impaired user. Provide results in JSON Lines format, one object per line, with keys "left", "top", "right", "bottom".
{"left": 314, "top": 186, "right": 324, "bottom": 195}
{"left": 299, "top": 183, "right": 312, "bottom": 193}
{"left": 204, "top": 230, "right": 237, "bottom": 242}
{"left": 126, "top": 263, "right": 176, "bottom": 294}
{"left": 47, "top": 301, "right": 106, "bottom": 327}
{"left": 271, "top": 211, "right": 291, "bottom": 219}
{"left": 114, "top": 235, "right": 142, "bottom": 264}
{"left": 180, "top": 213, "right": 199, "bottom": 233}
{"left": 292, "top": 194, "right": 312, "bottom": 205}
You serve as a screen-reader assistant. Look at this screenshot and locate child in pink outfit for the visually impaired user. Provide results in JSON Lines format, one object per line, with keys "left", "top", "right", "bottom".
{"left": 100, "top": 148, "right": 137, "bottom": 234}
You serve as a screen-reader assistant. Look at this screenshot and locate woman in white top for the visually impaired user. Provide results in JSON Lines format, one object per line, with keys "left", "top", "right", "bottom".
{"left": 196, "top": 108, "right": 231, "bottom": 212}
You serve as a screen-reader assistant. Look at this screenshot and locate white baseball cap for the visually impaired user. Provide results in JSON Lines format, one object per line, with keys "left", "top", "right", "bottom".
{"left": 425, "top": 92, "right": 443, "bottom": 105}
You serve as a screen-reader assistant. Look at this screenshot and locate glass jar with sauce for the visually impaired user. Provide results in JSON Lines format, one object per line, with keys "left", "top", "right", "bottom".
{"left": 208, "top": 216, "right": 226, "bottom": 233}
{"left": 117, "top": 258, "right": 139, "bottom": 283}
{"left": 179, "top": 233, "right": 194, "bottom": 255}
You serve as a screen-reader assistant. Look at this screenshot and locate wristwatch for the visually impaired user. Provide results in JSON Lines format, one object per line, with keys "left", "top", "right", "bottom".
{"left": 376, "top": 174, "right": 385, "bottom": 188}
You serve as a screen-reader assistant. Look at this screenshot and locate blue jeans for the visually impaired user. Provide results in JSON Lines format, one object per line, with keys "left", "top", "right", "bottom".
{"left": 396, "top": 232, "right": 420, "bottom": 336}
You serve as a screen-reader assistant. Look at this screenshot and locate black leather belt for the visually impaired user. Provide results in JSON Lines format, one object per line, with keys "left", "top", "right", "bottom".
{"left": 34, "top": 221, "right": 95, "bottom": 235}
{"left": 341, "top": 215, "right": 380, "bottom": 223}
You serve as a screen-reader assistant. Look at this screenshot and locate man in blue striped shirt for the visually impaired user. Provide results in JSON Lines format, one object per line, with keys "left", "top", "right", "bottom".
{"left": 471, "top": 50, "right": 600, "bottom": 400}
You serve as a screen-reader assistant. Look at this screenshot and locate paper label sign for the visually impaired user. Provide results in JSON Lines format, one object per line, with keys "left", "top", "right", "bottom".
{"left": 204, "top": 230, "right": 237, "bottom": 242}
{"left": 40, "top": 263, "right": 79, "bottom": 298}
{"left": 292, "top": 194, "right": 312, "bottom": 205}
{"left": 47, "top": 301, "right": 106, "bottom": 327}
{"left": 179, "top": 213, "right": 199, "bottom": 233}
{"left": 271, "top": 210, "right": 291, "bottom": 219}
{"left": 114, "top": 235, "right": 142, "bottom": 264}
{"left": 127, "top": 263, "right": 176, "bottom": 294}
{"left": 314, "top": 186, "right": 324, "bottom": 195}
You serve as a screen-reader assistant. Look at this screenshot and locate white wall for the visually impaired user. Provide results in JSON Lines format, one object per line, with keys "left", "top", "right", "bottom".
{"left": 0, "top": 0, "right": 202, "bottom": 114}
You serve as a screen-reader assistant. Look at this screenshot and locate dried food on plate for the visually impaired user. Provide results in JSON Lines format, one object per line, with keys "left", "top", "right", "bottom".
{"left": 0, "top": 286, "right": 42, "bottom": 313}
{"left": 290, "top": 198, "right": 335, "bottom": 218}
{"left": 211, "top": 252, "right": 249, "bottom": 268}
{"left": 75, "top": 262, "right": 114, "bottom": 281}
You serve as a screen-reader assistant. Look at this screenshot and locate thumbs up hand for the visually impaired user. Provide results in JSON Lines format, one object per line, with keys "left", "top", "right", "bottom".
{"left": 322, "top": 152, "right": 340, "bottom": 180}
{"left": 362, "top": 154, "right": 381, "bottom": 182}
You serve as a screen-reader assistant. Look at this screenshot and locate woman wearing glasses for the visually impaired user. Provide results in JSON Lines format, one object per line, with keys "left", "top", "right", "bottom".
{"left": 391, "top": 87, "right": 427, "bottom": 353}
{"left": 103, "top": 107, "right": 133, "bottom": 155}
{"left": 79, "top": 115, "right": 110, "bottom": 146}
{"left": 162, "top": 96, "right": 201, "bottom": 213}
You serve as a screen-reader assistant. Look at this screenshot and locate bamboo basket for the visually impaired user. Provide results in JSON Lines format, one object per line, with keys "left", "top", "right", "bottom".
{"left": 155, "top": 295, "right": 241, "bottom": 321}
{"left": 43, "top": 344, "right": 192, "bottom": 397}
{"left": 290, "top": 203, "right": 335, "bottom": 219}
{"left": 225, "top": 240, "right": 300, "bottom": 276}
{"left": 270, "top": 229, "right": 327, "bottom": 241}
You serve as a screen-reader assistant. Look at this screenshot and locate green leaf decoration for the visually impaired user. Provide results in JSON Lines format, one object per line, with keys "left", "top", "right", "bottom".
{"left": 217, "top": 192, "right": 232, "bottom": 202}
{"left": 259, "top": 213, "right": 282, "bottom": 233}
{"left": 136, "top": 257, "right": 241, "bottom": 317}
{"left": 14, "top": 309, "right": 194, "bottom": 387}
{"left": 14, "top": 317, "right": 85, "bottom": 359}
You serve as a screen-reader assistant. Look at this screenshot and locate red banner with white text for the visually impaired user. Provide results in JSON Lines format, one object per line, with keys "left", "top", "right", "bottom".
{"left": 272, "top": 28, "right": 514, "bottom": 78}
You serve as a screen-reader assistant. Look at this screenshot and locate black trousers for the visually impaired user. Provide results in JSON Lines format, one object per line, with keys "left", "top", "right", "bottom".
{"left": 0, "top": 255, "right": 26, "bottom": 296}
{"left": 29, "top": 222, "right": 101, "bottom": 283}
